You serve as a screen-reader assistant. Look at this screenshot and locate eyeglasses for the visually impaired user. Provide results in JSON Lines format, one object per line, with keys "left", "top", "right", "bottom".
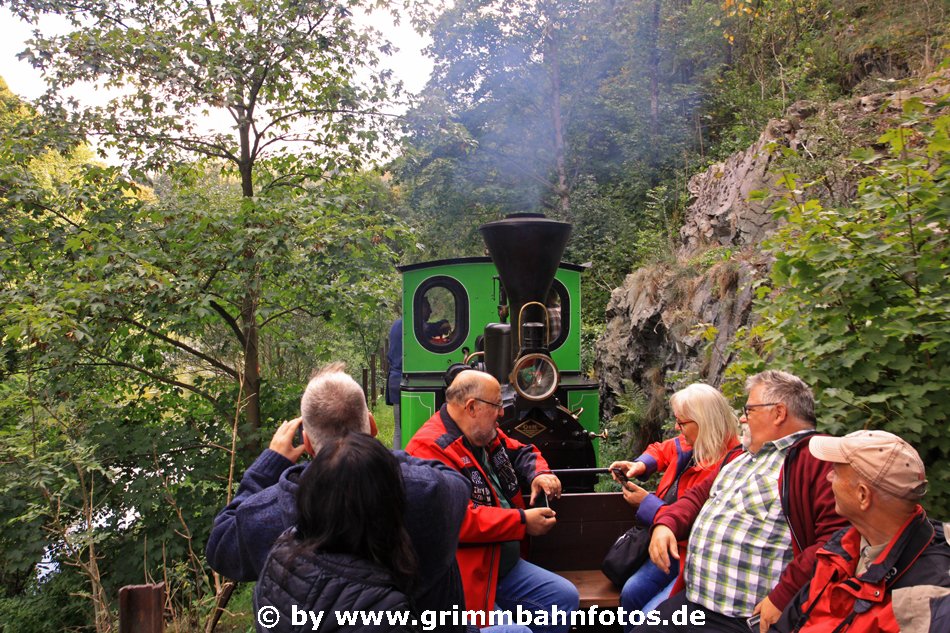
{"left": 473, "top": 397, "right": 504, "bottom": 411}
{"left": 674, "top": 418, "right": 697, "bottom": 428}
{"left": 743, "top": 402, "right": 779, "bottom": 416}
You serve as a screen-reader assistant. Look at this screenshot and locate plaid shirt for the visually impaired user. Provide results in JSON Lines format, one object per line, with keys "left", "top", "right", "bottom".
{"left": 684, "top": 432, "right": 810, "bottom": 617}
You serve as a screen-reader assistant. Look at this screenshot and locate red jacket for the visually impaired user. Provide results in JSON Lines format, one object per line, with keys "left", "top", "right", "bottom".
{"left": 406, "top": 405, "right": 553, "bottom": 618}
{"left": 633, "top": 434, "right": 741, "bottom": 518}
{"left": 654, "top": 432, "right": 849, "bottom": 610}
{"left": 633, "top": 435, "right": 740, "bottom": 564}
{"left": 634, "top": 435, "right": 692, "bottom": 507}
{"left": 771, "top": 507, "right": 950, "bottom": 633}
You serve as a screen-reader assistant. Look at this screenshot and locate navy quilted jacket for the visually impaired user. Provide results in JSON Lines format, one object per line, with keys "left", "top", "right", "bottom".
{"left": 254, "top": 530, "right": 417, "bottom": 632}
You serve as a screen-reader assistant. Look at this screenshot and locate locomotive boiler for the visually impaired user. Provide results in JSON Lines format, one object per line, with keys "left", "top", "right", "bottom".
{"left": 396, "top": 213, "right": 601, "bottom": 489}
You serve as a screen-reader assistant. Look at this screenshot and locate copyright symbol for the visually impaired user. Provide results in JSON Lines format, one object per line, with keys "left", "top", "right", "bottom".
{"left": 257, "top": 605, "right": 280, "bottom": 628}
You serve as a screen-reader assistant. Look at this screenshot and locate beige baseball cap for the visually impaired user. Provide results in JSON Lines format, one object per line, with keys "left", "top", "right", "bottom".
{"left": 809, "top": 430, "right": 928, "bottom": 500}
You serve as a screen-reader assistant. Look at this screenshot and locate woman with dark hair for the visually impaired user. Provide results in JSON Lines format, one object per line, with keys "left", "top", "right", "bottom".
{"left": 254, "top": 432, "right": 418, "bottom": 632}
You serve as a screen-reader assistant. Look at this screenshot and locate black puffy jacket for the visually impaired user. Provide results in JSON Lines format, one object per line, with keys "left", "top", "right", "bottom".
{"left": 254, "top": 531, "right": 417, "bottom": 632}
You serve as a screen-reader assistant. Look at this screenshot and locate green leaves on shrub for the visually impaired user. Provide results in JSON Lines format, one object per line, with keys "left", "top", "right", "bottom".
{"left": 729, "top": 102, "right": 950, "bottom": 517}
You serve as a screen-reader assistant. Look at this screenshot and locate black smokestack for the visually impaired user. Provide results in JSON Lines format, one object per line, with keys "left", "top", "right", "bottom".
{"left": 479, "top": 213, "right": 571, "bottom": 358}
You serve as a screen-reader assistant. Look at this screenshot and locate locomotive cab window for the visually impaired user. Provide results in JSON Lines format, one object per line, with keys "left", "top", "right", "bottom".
{"left": 546, "top": 279, "right": 569, "bottom": 350}
{"left": 413, "top": 277, "right": 469, "bottom": 353}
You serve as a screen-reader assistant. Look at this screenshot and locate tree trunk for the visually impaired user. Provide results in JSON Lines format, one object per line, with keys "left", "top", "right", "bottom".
{"left": 238, "top": 118, "right": 262, "bottom": 454}
{"left": 544, "top": 19, "right": 571, "bottom": 219}
{"left": 648, "top": 0, "right": 662, "bottom": 185}
{"left": 240, "top": 290, "right": 261, "bottom": 455}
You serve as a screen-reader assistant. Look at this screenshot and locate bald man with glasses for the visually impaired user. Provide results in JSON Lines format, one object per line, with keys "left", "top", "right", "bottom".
{"left": 407, "top": 369, "right": 578, "bottom": 633}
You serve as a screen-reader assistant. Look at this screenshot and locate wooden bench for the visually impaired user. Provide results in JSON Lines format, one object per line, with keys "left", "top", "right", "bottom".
{"left": 556, "top": 570, "right": 623, "bottom": 608}
{"left": 528, "top": 492, "right": 637, "bottom": 609}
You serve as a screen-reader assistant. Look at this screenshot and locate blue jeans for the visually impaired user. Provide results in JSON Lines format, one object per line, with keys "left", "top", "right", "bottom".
{"left": 494, "top": 559, "right": 580, "bottom": 633}
{"left": 621, "top": 559, "right": 678, "bottom": 631}
{"left": 642, "top": 576, "right": 675, "bottom": 612}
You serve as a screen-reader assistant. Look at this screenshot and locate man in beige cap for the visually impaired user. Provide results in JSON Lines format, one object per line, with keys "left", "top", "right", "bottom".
{"left": 771, "top": 430, "right": 950, "bottom": 633}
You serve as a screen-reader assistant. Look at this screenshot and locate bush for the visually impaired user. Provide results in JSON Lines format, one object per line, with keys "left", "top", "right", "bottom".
{"left": 728, "top": 97, "right": 950, "bottom": 516}
{"left": 0, "top": 569, "right": 92, "bottom": 633}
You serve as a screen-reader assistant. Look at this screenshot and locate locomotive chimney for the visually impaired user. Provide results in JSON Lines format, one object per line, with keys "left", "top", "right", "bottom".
{"left": 479, "top": 213, "right": 571, "bottom": 363}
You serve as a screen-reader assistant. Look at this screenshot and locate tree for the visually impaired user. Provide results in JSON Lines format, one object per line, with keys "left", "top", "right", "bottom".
{"left": 1, "top": 69, "right": 409, "bottom": 628}
{"left": 3, "top": 0, "right": 404, "bottom": 448}
{"left": 401, "top": 0, "right": 591, "bottom": 220}
{"left": 0, "top": 1, "right": 413, "bottom": 622}
{"left": 394, "top": 0, "right": 720, "bottom": 313}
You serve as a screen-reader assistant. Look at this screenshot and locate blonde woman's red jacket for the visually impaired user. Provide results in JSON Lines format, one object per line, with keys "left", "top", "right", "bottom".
{"left": 406, "top": 404, "right": 554, "bottom": 618}
{"left": 632, "top": 434, "right": 741, "bottom": 568}
{"left": 632, "top": 434, "right": 740, "bottom": 526}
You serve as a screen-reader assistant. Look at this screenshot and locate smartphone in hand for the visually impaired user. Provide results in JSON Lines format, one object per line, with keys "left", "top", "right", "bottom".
{"left": 531, "top": 492, "right": 549, "bottom": 509}
{"left": 610, "top": 467, "right": 630, "bottom": 484}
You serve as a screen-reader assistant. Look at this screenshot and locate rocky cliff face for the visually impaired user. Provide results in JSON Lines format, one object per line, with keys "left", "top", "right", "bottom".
{"left": 677, "top": 101, "right": 815, "bottom": 256}
{"left": 596, "top": 256, "right": 764, "bottom": 403}
{"left": 594, "top": 74, "right": 950, "bottom": 433}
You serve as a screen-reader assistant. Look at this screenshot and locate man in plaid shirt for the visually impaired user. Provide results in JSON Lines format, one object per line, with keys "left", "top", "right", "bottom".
{"left": 640, "top": 371, "right": 847, "bottom": 632}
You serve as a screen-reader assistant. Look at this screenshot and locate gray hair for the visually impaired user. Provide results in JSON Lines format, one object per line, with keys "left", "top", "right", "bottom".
{"left": 745, "top": 370, "right": 816, "bottom": 425}
{"left": 300, "top": 362, "right": 370, "bottom": 449}
{"left": 670, "top": 383, "right": 739, "bottom": 467}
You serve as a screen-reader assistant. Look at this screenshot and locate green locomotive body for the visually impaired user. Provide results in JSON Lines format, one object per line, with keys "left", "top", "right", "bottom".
{"left": 395, "top": 215, "right": 602, "bottom": 483}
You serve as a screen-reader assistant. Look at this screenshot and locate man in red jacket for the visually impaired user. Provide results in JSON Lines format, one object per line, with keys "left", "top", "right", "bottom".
{"left": 407, "top": 369, "right": 579, "bottom": 632}
{"left": 770, "top": 430, "right": 950, "bottom": 633}
{"left": 643, "top": 370, "right": 848, "bottom": 632}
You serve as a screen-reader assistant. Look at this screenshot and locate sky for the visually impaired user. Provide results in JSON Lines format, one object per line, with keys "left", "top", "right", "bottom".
{"left": 0, "top": 7, "right": 434, "bottom": 105}
{"left": 0, "top": 13, "right": 53, "bottom": 100}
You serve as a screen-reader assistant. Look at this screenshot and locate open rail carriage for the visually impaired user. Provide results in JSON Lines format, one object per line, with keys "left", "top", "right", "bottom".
{"left": 397, "top": 214, "right": 636, "bottom": 623}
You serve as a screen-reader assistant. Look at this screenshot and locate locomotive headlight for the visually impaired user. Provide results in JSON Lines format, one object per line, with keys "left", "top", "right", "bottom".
{"left": 510, "top": 353, "right": 559, "bottom": 401}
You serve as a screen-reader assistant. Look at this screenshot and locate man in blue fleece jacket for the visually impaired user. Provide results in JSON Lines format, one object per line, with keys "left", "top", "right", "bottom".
{"left": 206, "top": 362, "right": 473, "bottom": 628}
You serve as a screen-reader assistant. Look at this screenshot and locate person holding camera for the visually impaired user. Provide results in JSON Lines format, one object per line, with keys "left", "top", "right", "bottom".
{"left": 206, "top": 362, "right": 472, "bottom": 631}
{"left": 254, "top": 432, "right": 419, "bottom": 632}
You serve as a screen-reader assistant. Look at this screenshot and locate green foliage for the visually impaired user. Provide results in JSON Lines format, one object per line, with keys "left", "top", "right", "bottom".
{"left": 600, "top": 379, "right": 650, "bottom": 466}
{"left": 4, "top": 0, "right": 409, "bottom": 445}
{"left": 687, "top": 246, "right": 736, "bottom": 270}
{"left": 0, "top": 65, "right": 410, "bottom": 629}
{"left": 565, "top": 178, "right": 676, "bottom": 321}
{"left": 209, "top": 582, "right": 256, "bottom": 633}
{"left": 5, "top": 0, "right": 399, "bottom": 178}
{"left": 394, "top": 0, "right": 714, "bottom": 302}
{"left": 704, "top": 0, "right": 947, "bottom": 160}
{"left": 0, "top": 569, "right": 92, "bottom": 633}
{"left": 580, "top": 321, "right": 605, "bottom": 378}
{"left": 372, "top": 402, "right": 397, "bottom": 450}
{"left": 729, "top": 102, "right": 950, "bottom": 516}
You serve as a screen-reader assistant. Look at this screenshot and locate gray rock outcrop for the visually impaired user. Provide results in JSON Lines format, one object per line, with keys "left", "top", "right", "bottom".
{"left": 595, "top": 73, "right": 950, "bottom": 434}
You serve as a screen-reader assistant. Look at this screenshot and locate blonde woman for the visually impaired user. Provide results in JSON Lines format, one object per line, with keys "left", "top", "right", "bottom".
{"left": 608, "top": 383, "right": 739, "bottom": 622}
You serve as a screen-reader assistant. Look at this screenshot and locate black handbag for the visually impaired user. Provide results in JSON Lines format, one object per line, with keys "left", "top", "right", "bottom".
{"left": 601, "top": 457, "right": 692, "bottom": 588}
{"left": 601, "top": 524, "right": 652, "bottom": 587}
